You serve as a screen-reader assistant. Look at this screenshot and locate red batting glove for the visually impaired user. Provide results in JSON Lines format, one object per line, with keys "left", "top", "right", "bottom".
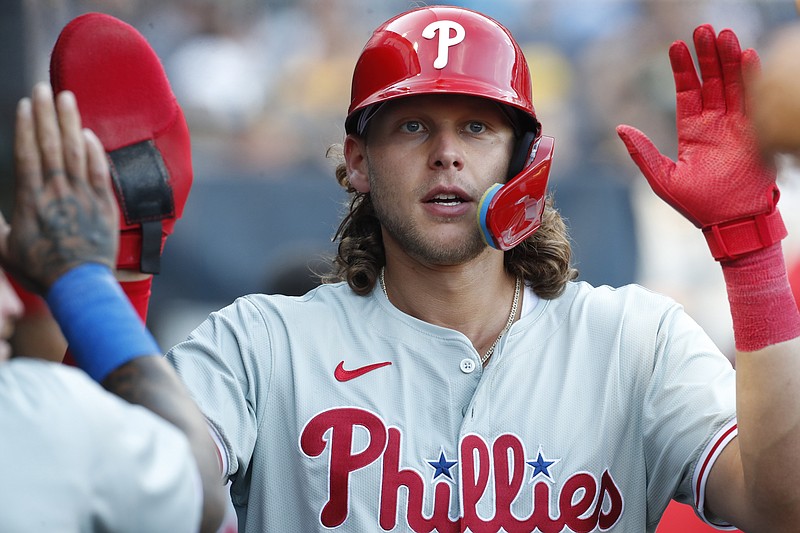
{"left": 51, "top": 13, "right": 186, "bottom": 364}
{"left": 50, "top": 13, "right": 192, "bottom": 275}
{"left": 617, "top": 24, "right": 800, "bottom": 352}
{"left": 616, "top": 24, "right": 785, "bottom": 261}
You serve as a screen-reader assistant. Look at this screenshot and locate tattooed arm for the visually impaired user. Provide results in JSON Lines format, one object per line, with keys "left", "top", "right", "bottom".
{"left": 103, "top": 357, "right": 226, "bottom": 533}
{"left": 0, "top": 83, "right": 225, "bottom": 532}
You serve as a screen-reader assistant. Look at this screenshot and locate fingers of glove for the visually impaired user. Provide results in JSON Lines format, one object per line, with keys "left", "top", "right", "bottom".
{"left": 694, "top": 24, "right": 725, "bottom": 111}
{"left": 668, "top": 40, "right": 703, "bottom": 120}
{"left": 693, "top": 24, "right": 726, "bottom": 112}
{"left": 717, "top": 28, "right": 746, "bottom": 115}
{"left": 55, "top": 90, "right": 87, "bottom": 188}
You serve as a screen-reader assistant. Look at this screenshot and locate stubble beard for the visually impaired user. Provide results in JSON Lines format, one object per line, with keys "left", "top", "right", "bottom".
{"left": 368, "top": 169, "right": 487, "bottom": 266}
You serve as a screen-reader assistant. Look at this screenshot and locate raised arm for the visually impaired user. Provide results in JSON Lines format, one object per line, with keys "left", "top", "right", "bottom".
{"left": 0, "top": 82, "right": 226, "bottom": 533}
{"left": 617, "top": 25, "right": 800, "bottom": 532}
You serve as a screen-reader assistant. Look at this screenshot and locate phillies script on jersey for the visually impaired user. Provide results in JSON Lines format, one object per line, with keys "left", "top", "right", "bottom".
{"left": 301, "top": 407, "right": 623, "bottom": 532}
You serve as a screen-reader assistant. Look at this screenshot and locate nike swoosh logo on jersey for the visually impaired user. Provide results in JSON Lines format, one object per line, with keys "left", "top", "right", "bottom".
{"left": 334, "top": 360, "right": 392, "bottom": 382}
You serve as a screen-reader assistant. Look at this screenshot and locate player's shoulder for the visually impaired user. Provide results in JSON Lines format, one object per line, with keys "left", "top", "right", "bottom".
{"left": 234, "top": 281, "right": 364, "bottom": 317}
{"left": 536, "top": 281, "right": 702, "bottom": 368}
{"left": 0, "top": 357, "right": 185, "bottom": 434}
{"left": 568, "top": 279, "right": 678, "bottom": 303}
{"left": 0, "top": 357, "right": 96, "bottom": 406}
{"left": 0, "top": 360, "right": 200, "bottom": 533}
{"left": 0, "top": 356, "right": 193, "bottom": 465}
{"left": 557, "top": 280, "right": 682, "bottom": 319}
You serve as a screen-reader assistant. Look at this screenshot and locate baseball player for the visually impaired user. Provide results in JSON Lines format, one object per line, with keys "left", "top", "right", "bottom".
{"left": 0, "top": 83, "right": 225, "bottom": 531}
{"left": 164, "top": 6, "right": 800, "bottom": 532}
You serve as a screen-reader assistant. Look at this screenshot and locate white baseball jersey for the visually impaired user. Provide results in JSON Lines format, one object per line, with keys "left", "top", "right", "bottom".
{"left": 0, "top": 358, "right": 202, "bottom": 533}
{"left": 166, "top": 280, "right": 737, "bottom": 532}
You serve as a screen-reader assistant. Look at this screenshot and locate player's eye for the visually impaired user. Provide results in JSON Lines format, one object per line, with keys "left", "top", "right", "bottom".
{"left": 466, "top": 121, "right": 486, "bottom": 134}
{"left": 400, "top": 120, "right": 424, "bottom": 133}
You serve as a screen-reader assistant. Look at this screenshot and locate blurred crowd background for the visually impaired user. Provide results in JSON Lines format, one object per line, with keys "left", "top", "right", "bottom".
{"left": 2, "top": 0, "right": 799, "bottom": 360}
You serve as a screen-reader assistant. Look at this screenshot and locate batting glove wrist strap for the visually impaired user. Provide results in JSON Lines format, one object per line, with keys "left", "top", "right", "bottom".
{"left": 46, "top": 263, "right": 161, "bottom": 382}
{"left": 703, "top": 206, "right": 787, "bottom": 262}
{"left": 721, "top": 242, "right": 800, "bottom": 352}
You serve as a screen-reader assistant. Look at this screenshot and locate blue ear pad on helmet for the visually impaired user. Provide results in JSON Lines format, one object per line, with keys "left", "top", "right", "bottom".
{"left": 478, "top": 183, "right": 503, "bottom": 246}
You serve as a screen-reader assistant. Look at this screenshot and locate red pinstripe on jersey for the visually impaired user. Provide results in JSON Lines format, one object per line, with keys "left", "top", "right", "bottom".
{"left": 692, "top": 418, "right": 738, "bottom": 530}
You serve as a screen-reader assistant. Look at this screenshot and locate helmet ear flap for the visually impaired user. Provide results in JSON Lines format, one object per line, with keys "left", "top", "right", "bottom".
{"left": 479, "top": 135, "right": 555, "bottom": 250}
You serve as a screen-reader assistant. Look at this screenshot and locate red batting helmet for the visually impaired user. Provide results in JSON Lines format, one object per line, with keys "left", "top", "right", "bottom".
{"left": 345, "top": 5, "right": 540, "bottom": 137}
{"left": 347, "top": 6, "right": 553, "bottom": 251}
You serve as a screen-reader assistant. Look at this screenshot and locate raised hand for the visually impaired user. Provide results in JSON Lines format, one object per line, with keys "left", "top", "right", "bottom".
{"left": 617, "top": 24, "right": 784, "bottom": 261}
{"left": 0, "top": 83, "right": 118, "bottom": 293}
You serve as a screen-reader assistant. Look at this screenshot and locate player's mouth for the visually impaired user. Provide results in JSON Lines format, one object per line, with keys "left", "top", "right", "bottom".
{"left": 428, "top": 193, "right": 466, "bottom": 206}
{"left": 423, "top": 189, "right": 473, "bottom": 218}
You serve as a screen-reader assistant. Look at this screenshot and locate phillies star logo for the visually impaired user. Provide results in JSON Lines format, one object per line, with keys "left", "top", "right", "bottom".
{"left": 300, "top": 407, "right": 624, "bottom": 531}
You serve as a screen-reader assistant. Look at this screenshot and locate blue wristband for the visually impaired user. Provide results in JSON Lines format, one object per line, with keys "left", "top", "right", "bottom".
{"left": 46, "top": 263, "right": 161, "bottom": 382}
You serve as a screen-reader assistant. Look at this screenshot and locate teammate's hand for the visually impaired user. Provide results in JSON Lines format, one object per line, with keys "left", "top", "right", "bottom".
{"left": 616, "top": 25, "right": 777, "bottom": 232}
{"left": 0, "top": 83, "right": 118, "bottom": 293}
{"left": 749, "top": 24, "right": 800, "bottom": 157}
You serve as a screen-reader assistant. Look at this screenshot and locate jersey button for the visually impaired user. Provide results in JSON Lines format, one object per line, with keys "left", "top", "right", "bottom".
{"left": 459, "top": 358, "right": 476, "bottom": 374}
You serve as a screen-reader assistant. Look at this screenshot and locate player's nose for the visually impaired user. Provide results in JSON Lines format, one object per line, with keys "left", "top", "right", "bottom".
{"left": 428, "top": 129, "right": 464, "bottom": 171}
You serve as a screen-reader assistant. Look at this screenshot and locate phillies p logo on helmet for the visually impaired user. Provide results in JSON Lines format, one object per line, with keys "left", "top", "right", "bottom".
{"left": 422, "top": 20, "right": 466, "bottom": 69}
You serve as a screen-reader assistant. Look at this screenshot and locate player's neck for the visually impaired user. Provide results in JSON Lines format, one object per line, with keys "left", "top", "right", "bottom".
{"left": 381, "top": 257, "right": 521, "bottom": 359}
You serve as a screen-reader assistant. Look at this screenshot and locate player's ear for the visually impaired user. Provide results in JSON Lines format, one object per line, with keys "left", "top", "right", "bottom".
{"left": 344, "top": 134, "right": 370, "bottom": 193}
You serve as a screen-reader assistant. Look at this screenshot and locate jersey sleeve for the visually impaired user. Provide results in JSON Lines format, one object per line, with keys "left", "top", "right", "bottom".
{"left": 692, "top": 418, "right": 739, "bottom": 529}
{"left": 165, "top": 296, "right": 273, "bottom": 484}
{"left": 0, "top": 359, "right": 202, "bottom": 533}
{"left": 642, "top": 303, "right": 737, "bottom": 528}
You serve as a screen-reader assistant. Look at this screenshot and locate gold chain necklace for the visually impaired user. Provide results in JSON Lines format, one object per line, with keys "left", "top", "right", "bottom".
{"left": 379, "top": 270, "right": 521, "bottom": 365}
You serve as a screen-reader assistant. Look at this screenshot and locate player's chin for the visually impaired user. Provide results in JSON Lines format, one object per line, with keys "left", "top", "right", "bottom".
{"left": 426, "top": 230, "right": 487, "bottom": 264}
